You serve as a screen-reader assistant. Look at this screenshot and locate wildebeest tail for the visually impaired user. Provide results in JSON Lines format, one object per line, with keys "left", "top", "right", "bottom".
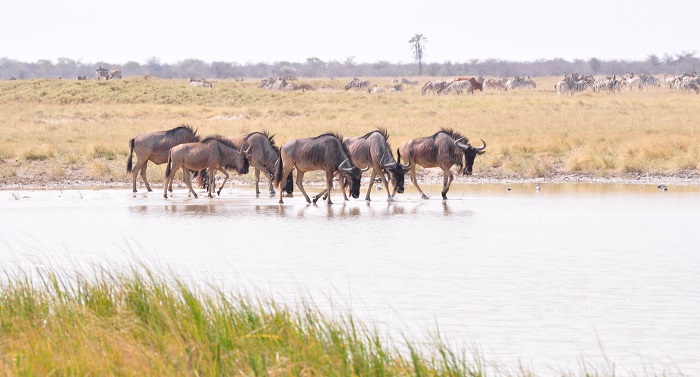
{"left": 126, "top": 138, "right": 135, "bottom": 173}
{"left": 284, "top": 172, "right": 294, "bottom": 194}
{"left": 273, "top": 158, "right": 283, "bottom": 188}
{"left": 165, "top": 150, "right": 173, "bottom": 178}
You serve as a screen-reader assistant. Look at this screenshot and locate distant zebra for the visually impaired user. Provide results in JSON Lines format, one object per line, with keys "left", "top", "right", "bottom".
{"left": 483, "top": 78, "right": 507, "bottom": 91}
{"left": 260, "top": 77, "right": 275, "bottom": 89}
{"left": 77, "top": 75, "right": 88, "bottom": 80}
{"left": 189, "top": 77, "right": 213, "bottom": 87}
{"left": 271, "top": 78, "right": 293, "bottom": 91}
{"left": 421, "top": 80, "right": 448, "bottom": 95}
{"left": 442, "top": 80, "right": 473, "bottom": 95}
{"left": 388, "top": 84, "right": 403, "bottom": 93}
{"left": 371, "top": 85, "right": 385, "bottom": 93}
{"left": 401, "top": 78, "right": 419, "bottom": 85}
{"left": 96, "top": 66, "right": 109, "bottom": 80}
{"left": 675, "top": 76, "right": 700, "bottom": 94}
{"left": 107, "top": 69, "right": 121, "bottom": 79}
{"left": 555, "top": 80, "right": 571, "bottom": 96}
{"left": 639, "top": 73, "right": 660, "bottom": 90}
{"left": 623, "top": 73, "right": 643, "bottom": 91}
{"left": 344, "top": 77, "right": 370, "bottom": 92}
{"left": 506, "top": 76, "right": 536, "bottom": 90}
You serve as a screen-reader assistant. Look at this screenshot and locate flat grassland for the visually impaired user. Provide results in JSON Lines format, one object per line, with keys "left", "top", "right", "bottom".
{"left": 1, "top": 77, "right": 698, "bottom": 189}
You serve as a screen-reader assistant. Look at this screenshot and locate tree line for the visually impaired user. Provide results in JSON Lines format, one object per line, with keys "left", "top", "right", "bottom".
{"left": 2, "top": 52, "right": 698, "bottom": 80}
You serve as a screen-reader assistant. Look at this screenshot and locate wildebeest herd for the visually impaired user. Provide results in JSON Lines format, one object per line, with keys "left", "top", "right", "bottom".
{"left": 126, "top": 125, "right": 487, "bottom": 203}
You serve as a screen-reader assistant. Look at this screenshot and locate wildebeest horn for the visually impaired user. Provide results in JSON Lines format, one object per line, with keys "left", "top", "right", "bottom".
{"left": 380, "top": 154, "right": 394, "bottom": 168}
{"left": 454, "top": 137, "right": 469, "bottom": 150}
{"left": 475, "top": 138, "right": 486, "bottom": 151}
{"left": 339, "top": 158, "right": 353, "bottom": 172}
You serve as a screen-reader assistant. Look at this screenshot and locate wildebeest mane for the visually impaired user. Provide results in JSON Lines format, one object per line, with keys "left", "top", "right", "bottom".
{"left": 309, "top": 132, "right": 351, "bottom": 166}
{"left": 435, "top": 128, "right": 469, "bottom": 144}
{"left": 245, "top": 130, "right": 278, "bottom": 153}
{"left": 166, "top": 124, "right": 200, "bottom": 141}
{"left": 359, "top": 127, "right": 389, "bottom": 141}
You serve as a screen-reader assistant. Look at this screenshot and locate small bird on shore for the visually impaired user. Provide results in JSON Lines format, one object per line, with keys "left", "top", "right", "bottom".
{"left": 657, "top": 184, "right": 668, "bottom": 191}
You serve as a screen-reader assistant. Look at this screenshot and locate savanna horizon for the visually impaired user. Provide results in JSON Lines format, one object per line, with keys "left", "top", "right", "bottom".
{"left": 1, "top": 76, "right": 698, "bottom": 189}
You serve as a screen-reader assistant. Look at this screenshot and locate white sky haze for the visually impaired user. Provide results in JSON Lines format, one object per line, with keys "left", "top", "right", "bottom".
{"left": 3, "top": 0, "right": 698, "bottom": 65}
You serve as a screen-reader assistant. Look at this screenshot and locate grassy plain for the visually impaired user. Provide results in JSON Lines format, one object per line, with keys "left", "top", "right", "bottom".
{"left": 0, "top": 76, "right": 698, "bottom": 188}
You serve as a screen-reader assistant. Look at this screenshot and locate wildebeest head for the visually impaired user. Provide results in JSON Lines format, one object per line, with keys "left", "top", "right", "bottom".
{"left": 381, "top": 154, "right": 411, "bottom": 194}
{"left": 238, "top": 145, "right": 251, "bottom": 174}
{"left": 339, "top": 158, "right": 369, "bottom": 199}
{"left": 455, "top": 138, "right": 486, "bottom": 175}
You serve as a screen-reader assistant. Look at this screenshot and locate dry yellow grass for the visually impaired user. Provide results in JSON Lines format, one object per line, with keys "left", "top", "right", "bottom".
{"left": 0, "top": 76, "right": 698, "bottom": 188}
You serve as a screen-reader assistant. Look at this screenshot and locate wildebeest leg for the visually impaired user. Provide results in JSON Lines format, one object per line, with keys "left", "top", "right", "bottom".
{"left": 131, "top": 159, "right": 146, "bottom": 192}
{"left": 365, "top": 169, "right": 377, "bottom": 201}
{"left": 323, "top": 169, "right": 335, "bottom": 204}
{"left": 278, "top": 165, "right": 295, "bottom": 204}
{"left": 295, "top": 170, "right": 312, "bottom": 204}
{"left": 215, "top": 168, "right": 229, "bottom": 197}
{"left": 183, "top": 168, "right": 198, "bottom": 198}
{"left": 139, "top": 161, "right": 153, "bottom": 192}
{"left": 410, "top": 167, "right": 429, "bottom": 199}
{"left": 254, "top": 168, "right": 261, "bottom": 195}
{"left": 441, "top": 168, "right": 454, "bottom": 200}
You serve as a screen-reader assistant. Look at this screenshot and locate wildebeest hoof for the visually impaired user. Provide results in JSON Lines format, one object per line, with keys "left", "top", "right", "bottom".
{"left": 421, "top": 194, "right": 429, "bottom": 199}
{"left": 387, "top": 197, "right": 395, "bottom": 202}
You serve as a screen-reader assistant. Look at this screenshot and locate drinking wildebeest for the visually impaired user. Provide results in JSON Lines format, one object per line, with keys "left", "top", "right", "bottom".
{"left": 274, "top": 132, "right": 368, "bottom": 204}
{"left": 163, "top": 136, "right": 250, "bottom": 199}
{"left": 227, "top": 131, "right": 293, "bottom": 195}
{"left": 341, "top": 128, "right": 410, "bottom": 201}
{"left": 397, "top": 128, "right": 486, "bottom": 200}
{"left": 127, "top": 125, "right": 201, "bottom": 193}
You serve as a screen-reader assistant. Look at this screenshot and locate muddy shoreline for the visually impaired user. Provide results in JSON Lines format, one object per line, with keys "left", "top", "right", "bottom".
{"left": 2, "top": 169, "right": 698, "bottom": 190}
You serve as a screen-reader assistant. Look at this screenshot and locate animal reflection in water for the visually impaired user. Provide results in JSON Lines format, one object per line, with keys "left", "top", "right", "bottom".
{"left": 163, "top": 136, "right": 249, "bottom": 198}
{"left": 131, "top": 197, "right": 467, "bottom": 219}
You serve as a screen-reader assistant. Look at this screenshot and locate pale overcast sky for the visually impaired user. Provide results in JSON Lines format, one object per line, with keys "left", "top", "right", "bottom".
{"left": 2, "top": 0, "right": 698, "bottom": 65}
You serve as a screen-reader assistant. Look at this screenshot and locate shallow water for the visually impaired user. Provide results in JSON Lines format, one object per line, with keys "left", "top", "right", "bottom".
{"left": 1, "top": 183, "right": 699, "bottom": 374}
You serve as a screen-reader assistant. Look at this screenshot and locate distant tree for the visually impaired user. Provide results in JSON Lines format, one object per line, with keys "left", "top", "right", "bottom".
{"left": 146, "top": 56, "right": 161, "bottom": 73}
{"left": 589, "top": 57, "right": 601, "bottom": 73}
{"left": 306, "top": 57, "right": 324, "bottom": 66}
{"left": 647, "top": 54, "right": 660, "bottom": 67}
{"left": 409, "top": 34, "right": 427, "bottom": 75}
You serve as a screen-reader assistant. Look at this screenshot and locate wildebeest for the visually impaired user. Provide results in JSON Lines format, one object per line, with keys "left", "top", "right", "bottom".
{"left": 127, "top": 125, "right": 201, "bottom": 192}
{"left": 342, "top": 128, "right": 410, "bottom": 201}
{"left": 163, "top": 136, "right": 250, "bottom": 199}
{"left": 397, "top": 128, "right": 486, "bottom": 200}
{"left": 77, "top": 75, "right": 87, "bottom": 80}
{"left": 228, "top": 131, "right": 293, "bottom": 195}
{"left": 274, "top": 132, "right": 368, "bottom": 204}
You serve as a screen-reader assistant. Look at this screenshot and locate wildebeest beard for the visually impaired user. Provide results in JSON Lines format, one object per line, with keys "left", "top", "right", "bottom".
{"left": 342, "top": 170, "right": 362, "bottom": 199}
